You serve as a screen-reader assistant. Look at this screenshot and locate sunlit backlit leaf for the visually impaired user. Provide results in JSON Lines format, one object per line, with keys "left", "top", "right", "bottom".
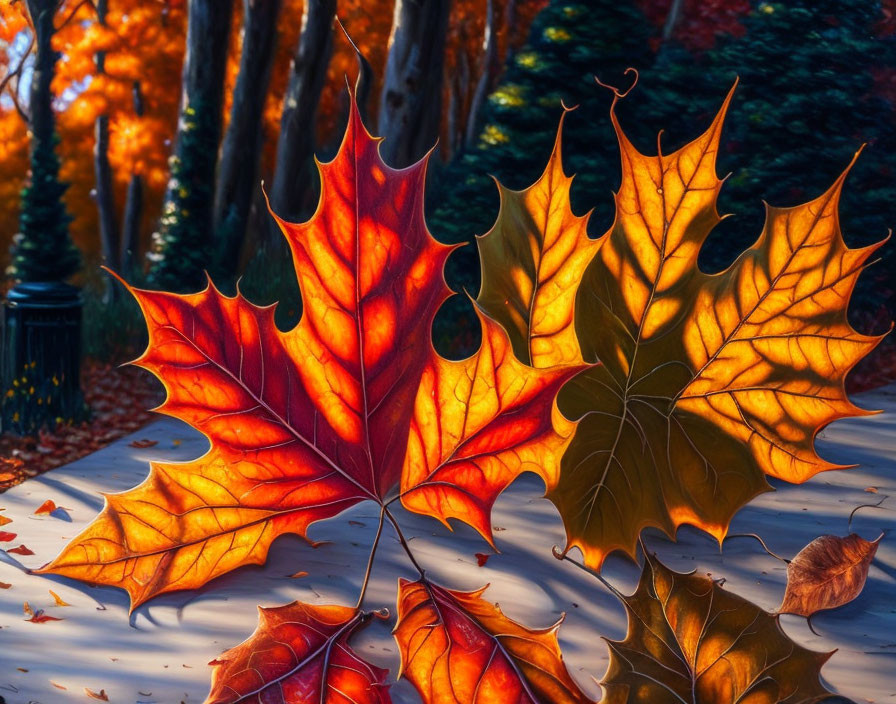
{"left": 394, "top": 578, "right": 591, "bottom": 704}
{"left": 476, "top": 110, "right": 601, "bottom": 368}
{"left": 206, "top": 601, "right": 391, "bottom": 704}
{"left": 38, "top": 89, "right": 578, "bottom": 612}
{"left": 399, "top": 307, "right": 583, "bottom": 543}
{"left": 546, "top": 85, "right": 885, "bottom": 568}
{"left": 38, "top": 93, "right": 453, "bottom": 609}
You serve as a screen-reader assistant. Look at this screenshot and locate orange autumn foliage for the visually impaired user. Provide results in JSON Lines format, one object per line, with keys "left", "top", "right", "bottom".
{"left": 0, "top": 0, "right": 541, "bottom": 274}
{"left": 0, "top": 0, "right": 186, "bottom": 268}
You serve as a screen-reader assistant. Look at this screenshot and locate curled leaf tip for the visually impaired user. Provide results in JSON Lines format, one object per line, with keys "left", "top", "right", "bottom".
{"left": 594, "top": 67, "right": 639, "bottom": 100}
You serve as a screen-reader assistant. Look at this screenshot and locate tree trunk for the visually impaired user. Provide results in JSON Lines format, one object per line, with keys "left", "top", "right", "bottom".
{"left": 120, "top": 81, "right": 144, "bottom": 279}
{"left": 378, "top": 0, "right": 452, "bottom": 168}
{"left": 452, "top": 49, "right": 470, "bottom": 156}
{"left": 25, "top": 0, "right": 55, "bottom": 163}
{"left": 147, "top": 0, "right": 234, "bottom": 292}
{"left": 447, "top": 75, "right": 460, "bottom": 158}
{"left": 214, "top": 0, "right": 283, "bottom": 280}
{"left": 465, "top": 0, "right": 497, "bottom": 149}
{"left": 503, "top": 0, "right": 518, "bottom": 61}
{"left": 268, "top": 0, "right": 336, "bottom": 227}
{"left": 662, "top": 0, "right": 684, "bottom": 43}
{"left": 93, "top": 0, "right": 120, "bottom": 296}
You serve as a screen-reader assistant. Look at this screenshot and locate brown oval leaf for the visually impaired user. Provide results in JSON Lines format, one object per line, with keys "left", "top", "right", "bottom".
{"left": 128, "top": 439, "right": 158, "bottom": 449}
{"left": 85, "top": 688, "right": 109, "bottom": 701}
{"left": 779, "top": 533, "right": 881, "bottom": 617}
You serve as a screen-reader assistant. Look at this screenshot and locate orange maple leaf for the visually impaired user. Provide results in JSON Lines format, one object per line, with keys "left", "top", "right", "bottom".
{"left": 38, "top": 93, "right": 580, "bottom": 609}
{"left": 400, "top": 306, "right": 581, "bottom": 543}
{"left": 394, "top": 578, "right": 591, "bottom": 704}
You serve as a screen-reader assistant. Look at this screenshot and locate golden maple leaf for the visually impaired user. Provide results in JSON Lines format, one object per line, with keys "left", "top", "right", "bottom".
{"left": 476, "top": 108, "right": 601, "bottom": 368}
{"left": 477, "top": 81, "right": 886, "bottom": 569}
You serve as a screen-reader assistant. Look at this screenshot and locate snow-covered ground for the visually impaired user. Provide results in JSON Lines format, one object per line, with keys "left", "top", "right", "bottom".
{"left": 1, "top": 385, "right": 894, "bottom": 703}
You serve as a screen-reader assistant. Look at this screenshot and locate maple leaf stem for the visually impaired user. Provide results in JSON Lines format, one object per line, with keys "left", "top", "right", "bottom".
{"left": 356, "top": 505, "right": 387, "bottom": 610}
{"left": 847, "top": 496, "right": 889, "bottom": 533}
{"left": 724, "top": 533, "right": 790, "bottom": 564}
{"left": 385, "top": 508, "right": 426, "bottom": 578}
{"left": 552, "top": 545, "right": 625, "bottom": 603}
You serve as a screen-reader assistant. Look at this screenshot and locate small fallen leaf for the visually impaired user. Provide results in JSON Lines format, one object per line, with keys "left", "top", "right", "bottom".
{"left": 0, "top": 531, "right": 16, "bottom": 542}
{"left": 172, "top": 439, "right": 182, "bottom": 447}
{"left": 26, "top": 609, "right": 62, "bottom": 623}
{"left": 49, "top": 590, "right": 71, "bottom": 607}
{"left": 34, "top": 500, "right": 57, "bottom": 515}
{"left": 780, "top": 533, "right": 882, "bottom": 617}
{"left": 865, "top": 487, "right": 879, "bottom": 493}
{"left": 23, "top": 601, "right": 32, "bottom": 616}
{"left": 287, "top": 571, "right": 309, "bottom": 579}
{"left": 16, "top": 668, "right": 26, "bottom": 673}
{"left": 85, "top": 688, "right": 109, "bottom": 701}
{"left": 0, "top": 472, "right": 16, "bottom": 482}
{"left": 0, "top": 511, "right": 11, "bottom": 526}
{"left": 475, "top": 552, "right": 491, "bottom": 567}
{"left": 0, "top": 582, "right": 11, "bottom": 589}
{"left": 7, "top": 544, "right": 34, "bottom": 555}
{"left": 128, "top": 439, "right": 158, "bottom": 449}
{"left": 51, "top": 682, "right": 67, "bottom": 690}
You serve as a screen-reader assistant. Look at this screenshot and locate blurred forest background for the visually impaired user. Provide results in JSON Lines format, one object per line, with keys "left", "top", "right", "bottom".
{"left": 0, "top": 0, "right": 894, "bottom": 408}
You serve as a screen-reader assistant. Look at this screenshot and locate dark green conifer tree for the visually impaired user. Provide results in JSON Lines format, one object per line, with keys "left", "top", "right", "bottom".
{"left": 630, "top": 0, "right": 896, "bottom": 282}
{"left": 9, "top": 0, "right": 79, "bottom": 283}
{"left": 146, "top": 101, "right": 218, "bottom": 292}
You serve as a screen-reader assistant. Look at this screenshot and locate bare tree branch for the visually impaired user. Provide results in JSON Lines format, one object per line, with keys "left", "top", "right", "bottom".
{"left": 54, "top": 0, "right": 96, "bottom": 31}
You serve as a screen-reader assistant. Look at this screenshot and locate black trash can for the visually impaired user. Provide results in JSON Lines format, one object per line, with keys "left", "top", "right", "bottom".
{"left": 1, "top": 281, "right": 84, "bottom": 434}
